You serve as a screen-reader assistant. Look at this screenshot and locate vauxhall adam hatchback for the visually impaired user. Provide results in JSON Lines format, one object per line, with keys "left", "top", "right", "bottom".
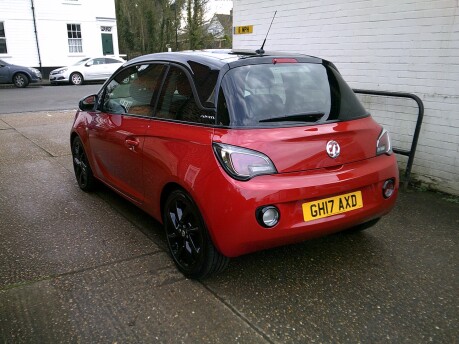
{"left": 71, "top": 49, "right": 398, "bottom": 279}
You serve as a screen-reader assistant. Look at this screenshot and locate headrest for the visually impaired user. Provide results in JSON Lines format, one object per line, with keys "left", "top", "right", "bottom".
{"left": 129, "top": 77, "right": 153, "bottom": 103}
{"left": 176, "top": 72, "right": 192, "bottom": 97}
{"left": 246, "top": 68, "right": 275, "bottom": 89}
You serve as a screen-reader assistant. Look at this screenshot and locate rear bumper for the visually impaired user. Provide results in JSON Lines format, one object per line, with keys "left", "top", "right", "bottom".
{"left": 200, "top": 154, "right": 399, "bottom": 257}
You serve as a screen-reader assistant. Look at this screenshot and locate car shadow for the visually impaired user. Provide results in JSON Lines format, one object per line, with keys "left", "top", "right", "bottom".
{"left": 92, "top": 182, "right": 390, "bottom": 286}
{"left": 94, "top": 183, "right": 168, "bottom": 251}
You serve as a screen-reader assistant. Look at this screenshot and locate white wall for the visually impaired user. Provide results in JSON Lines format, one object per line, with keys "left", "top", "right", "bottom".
{"left": 233, "top": 0, "right": 459, "bottom": 195}
{"left": 0, "top": 0, "right": 119, "bottom": 68}
{"left": 0, "top": 1, "right": 39, "bottom": 66}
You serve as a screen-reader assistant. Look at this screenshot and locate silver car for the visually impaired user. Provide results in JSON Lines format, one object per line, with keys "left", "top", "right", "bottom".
{"left": 49, "top": 57, "right": 125, "bottom": 85}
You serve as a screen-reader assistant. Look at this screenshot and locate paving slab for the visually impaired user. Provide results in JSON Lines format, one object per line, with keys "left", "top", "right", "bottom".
{"left": 1, "top": 110, "right": 458, "bottom": 343}
{"left": 1, "top": 111, "right": 75, "bottom": 157}
{"left": 0, "top": 154, "right": 160, "bottom": 288}
{"left": 0, "top": 126, "right": 160, "bottom": 288}
{"left": 0, "top": 129, "right": 51, "bottom": 164}
{"left": 203, "top": 191, "right": 459, "bottom": 343}
{"left": 0, "top": 111, "right": 75, "bottom": 127}
{"left": 16, "top": 122, "right": 73, "bottom": 157}
{"left": 1, "top": 254, "right": 266, "bottom": 343}
{"left": 0, "top": 119, "right": 10, "bottom": 130}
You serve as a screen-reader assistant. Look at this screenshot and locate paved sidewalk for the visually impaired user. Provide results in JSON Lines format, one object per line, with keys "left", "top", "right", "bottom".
{"left": 0, "top": 111, "right": 458, "bottom": 343}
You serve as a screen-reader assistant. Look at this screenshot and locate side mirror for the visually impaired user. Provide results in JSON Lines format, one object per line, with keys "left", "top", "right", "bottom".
{"left": 79, "top": 94, "right": 98, "bottom": 111}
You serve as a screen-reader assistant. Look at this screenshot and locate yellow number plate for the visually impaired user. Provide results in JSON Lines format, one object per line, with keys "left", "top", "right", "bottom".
{"left": 234, "top": 25, "right": 254, "bottom": 34}
{"left": 302, "top": 191, "right": 363, "bottom": 222}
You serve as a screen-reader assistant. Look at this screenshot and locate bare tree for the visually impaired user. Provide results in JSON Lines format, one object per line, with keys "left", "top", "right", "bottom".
{"left": 116, "top": 0, "right": 214, "bottom": 58}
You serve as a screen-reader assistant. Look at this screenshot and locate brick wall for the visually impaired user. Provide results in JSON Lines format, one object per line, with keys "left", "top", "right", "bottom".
{"left": 233, "top": 0, "right": 459, "bottom": 195}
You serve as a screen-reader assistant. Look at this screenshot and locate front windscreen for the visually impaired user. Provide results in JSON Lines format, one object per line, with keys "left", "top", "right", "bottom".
{"left": 218, "top": 62, "right": 368, "bottom": 127}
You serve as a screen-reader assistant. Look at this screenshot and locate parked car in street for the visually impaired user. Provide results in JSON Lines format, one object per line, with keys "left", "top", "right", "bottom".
{"left": 50, "top": 56, "right": 124, "bottom": 85}
{"left": 0, "top": 59, "right": 42, "bottom": 88}
{"left": 71, "top": 49, "right": 399, "bottom": 279}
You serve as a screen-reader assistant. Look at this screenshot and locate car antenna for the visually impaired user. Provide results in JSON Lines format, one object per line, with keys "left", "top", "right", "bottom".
{"left": 256, "top": 10, "right": 277, "bottom": 55}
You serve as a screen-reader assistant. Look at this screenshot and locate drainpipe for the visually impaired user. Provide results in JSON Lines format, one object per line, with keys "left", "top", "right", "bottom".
{"left": 30, "top": 0, "right": 43, "bottom": 74}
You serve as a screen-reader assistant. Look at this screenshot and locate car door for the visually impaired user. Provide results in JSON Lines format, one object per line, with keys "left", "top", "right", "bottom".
{"left": 141, "top": 65, "right": 217, "bottom": 218}
{"left": 85, "top": 58, "right": 106, "bottom": 80}
{"left": 104, "top": 58, "right": 123, "bottom": 78}
{"left": 87, "top": 63, "right": 166, "bottom": 203}
{"left": 0, "top": 61, "right": 10, "bottom": 83}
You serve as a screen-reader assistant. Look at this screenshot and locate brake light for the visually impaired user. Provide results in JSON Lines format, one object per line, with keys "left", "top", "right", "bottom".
{"left": 213, "top": 143, "right": 277, "bottom": 181}
{"left": 376, "top": 128, "right": 392, "bottom": 156}
{"left": 272, "top": 58, "right": 297, "bottom": 64}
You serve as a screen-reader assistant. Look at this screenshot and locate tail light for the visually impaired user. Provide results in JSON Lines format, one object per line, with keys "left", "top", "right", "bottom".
{"left": 376, "top": 128, "right": 392, "bottom": 156}
{"left": 213, "top": 143, "right": 277, "bottom": 181}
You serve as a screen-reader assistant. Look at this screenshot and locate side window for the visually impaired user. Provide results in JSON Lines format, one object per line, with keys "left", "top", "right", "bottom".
{"left": 217, "top": 87, "right": 230, "bottom": 126}
{"left": 106, "top": 58, "right": 121, "bottom": 64}
{"left": 92, "top": 58, "right": 106, "bottom": 65}
{"left": 156, "top": 66, "right": 215, "bottom": 124}
{"left": 101, "top": 64, "right": 165, "bottom": 117}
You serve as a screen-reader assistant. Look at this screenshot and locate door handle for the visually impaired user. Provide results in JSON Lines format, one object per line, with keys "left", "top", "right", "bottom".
{"left": 125, "top": 139, "right": 139, "bottom": 147}
{"left": 125, "top": 138, "right": 140, "bottom": 151}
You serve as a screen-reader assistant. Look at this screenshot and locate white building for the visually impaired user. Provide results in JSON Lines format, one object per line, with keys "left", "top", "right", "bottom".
{"left": 0, "top": 0, "right": 120, "bottom": 77}
{"left": 233, "top": 0, "right": 459, "bottom": 195}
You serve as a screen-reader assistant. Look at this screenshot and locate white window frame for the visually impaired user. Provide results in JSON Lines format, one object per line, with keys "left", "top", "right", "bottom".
{"left": 67, "top": 23, "right": 83, "bottom": 53}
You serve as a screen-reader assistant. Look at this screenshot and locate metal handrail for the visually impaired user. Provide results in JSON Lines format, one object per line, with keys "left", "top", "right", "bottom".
{"left": 353, "top": 89, "right": 425, "bottom": 189}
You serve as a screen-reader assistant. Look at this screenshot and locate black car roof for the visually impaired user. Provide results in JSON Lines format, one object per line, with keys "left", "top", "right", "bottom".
{"left": 126, "top": 49, "right": 326, "bottom": 70}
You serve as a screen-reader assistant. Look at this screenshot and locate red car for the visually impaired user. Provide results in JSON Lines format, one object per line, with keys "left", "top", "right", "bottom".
{"left": 71, "top": 50, "right": 398, "bottom": 279}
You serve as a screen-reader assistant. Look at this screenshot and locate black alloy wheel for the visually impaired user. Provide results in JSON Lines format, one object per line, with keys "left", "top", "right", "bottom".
{"left": 72, "top": 136, "right": 96, "bottom": 191}
{"left": 164, "top": 190, "right": 229, "bottom": 279}
{"left": 13, "top": 73, "right": 29, "bottom": 88}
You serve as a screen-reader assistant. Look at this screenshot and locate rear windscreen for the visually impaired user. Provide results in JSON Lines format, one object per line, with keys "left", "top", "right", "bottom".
{"left": 217, "top": 62, "right": 368, "bottom": 127}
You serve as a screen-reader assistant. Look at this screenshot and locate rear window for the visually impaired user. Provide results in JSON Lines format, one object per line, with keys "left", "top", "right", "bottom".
{"left": 217, "top": 62, "right": 368, "bottom": 127}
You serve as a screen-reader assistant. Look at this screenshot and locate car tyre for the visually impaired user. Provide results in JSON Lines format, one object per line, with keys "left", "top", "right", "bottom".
{"left": 164, "top": 189, "right": 229, "bottom": 279}
{"left": 13, "top": 72, "right": 29, "bottom": 88}
{"left": 70, "top": 72, "right": 83, "bottom": 85}
{"left": 72, "top": 136, "right": 97, "bottom": 191}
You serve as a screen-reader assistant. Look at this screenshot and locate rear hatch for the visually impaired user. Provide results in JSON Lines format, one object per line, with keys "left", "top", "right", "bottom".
{"left": 213, "top": 117, "right": 381, "bottom": 173}
{"left": 215, "top": 58, "right": 381, "bottom": 173}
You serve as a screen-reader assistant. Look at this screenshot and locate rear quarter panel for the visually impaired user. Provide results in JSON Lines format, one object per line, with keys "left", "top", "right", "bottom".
{"left": 141, "top": 120, "right": 218, "bottom": 223}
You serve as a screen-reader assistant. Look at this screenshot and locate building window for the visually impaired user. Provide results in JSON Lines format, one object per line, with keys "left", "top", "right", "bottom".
{"left": 101, "top": 26, "right": 112, "bottom": 32}
{"left": 67, "top": 23, "right": 82, "bottom": 53}
{"left": 0, "top": 22, "right": 7, "bottom": 54}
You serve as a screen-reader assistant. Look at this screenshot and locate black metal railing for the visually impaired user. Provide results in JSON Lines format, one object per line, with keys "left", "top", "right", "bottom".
{"left": 353, "top": 89, "right": 425, "bottom": 189}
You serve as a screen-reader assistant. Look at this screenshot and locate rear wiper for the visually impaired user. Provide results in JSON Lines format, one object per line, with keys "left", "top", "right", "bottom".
{"left": 259, "top": 112, "right": 325, "bottom": 123}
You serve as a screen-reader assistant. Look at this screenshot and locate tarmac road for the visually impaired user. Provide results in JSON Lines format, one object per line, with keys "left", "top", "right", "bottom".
{"left": 0, "top": 110, "right": 458, "bottom": 342}
{"left": 0, "top": 83, "right": 101, "bottom": 114}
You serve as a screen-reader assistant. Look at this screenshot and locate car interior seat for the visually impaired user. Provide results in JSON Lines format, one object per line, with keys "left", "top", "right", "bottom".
{"left": 244, "top": 68, "right": 284, "bottom": 120}
{"left": 128, "top": 76, "right": 155, "bottom": 116}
